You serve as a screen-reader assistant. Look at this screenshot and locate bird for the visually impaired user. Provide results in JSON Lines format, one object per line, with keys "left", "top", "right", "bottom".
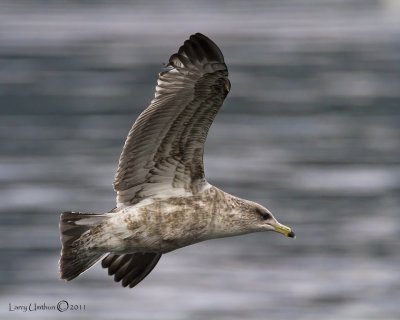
{"left": 59, "top": 33, "right": 295, "bottom": 289}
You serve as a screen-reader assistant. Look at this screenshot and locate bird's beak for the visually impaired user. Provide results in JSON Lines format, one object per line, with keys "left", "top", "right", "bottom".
{"left": 273, "top": 221, "right": 295, "bottom": 238}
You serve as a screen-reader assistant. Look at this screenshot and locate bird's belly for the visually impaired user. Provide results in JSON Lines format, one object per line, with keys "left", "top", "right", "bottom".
{"left": 157, "top": 208, "right": 212, "bottom": 252}
{"left": 114, "top": 197, "right": 213, "bottom": 253}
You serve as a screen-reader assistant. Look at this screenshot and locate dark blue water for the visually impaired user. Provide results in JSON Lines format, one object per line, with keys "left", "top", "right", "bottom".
{"left": 1, "top": 1, "right": 399, "bottom": 319}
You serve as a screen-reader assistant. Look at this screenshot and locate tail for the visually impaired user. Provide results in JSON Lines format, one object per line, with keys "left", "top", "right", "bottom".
{"left": 59, "top": 211, "right": 108, "bottom": 281}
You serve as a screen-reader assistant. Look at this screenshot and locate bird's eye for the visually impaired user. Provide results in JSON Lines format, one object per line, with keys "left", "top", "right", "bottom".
{"left": 256, "top": 208, "right": 270, "bottom": 220}
{"left": 261, "top": 213, "right": 270, "bottom": 220}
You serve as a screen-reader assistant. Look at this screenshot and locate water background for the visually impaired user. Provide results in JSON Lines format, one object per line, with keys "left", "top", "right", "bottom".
{"left": 1, "top": 1, "right": 399, "bottom": 319}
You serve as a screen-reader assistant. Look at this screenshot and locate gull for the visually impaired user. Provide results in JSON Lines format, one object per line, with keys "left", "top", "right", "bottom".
{"left": 59, "top": 33, "right": 295, "bottom": 289}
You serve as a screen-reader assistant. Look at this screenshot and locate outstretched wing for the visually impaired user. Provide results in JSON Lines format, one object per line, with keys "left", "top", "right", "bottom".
{"left": 114, "top": 33, "right": 230, "bottom": 205}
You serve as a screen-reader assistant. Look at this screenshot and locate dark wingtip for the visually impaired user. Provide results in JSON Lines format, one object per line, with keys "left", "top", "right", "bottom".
{"left": 102, "top": 253, "right": 162, "bottom": 289}
{"left": 189, "top": 33, "right": 225, "bottom": 62}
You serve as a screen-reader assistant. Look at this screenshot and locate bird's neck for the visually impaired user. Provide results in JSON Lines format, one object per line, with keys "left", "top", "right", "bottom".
{"left": 205, "top": 186, "right": 253, "bottom": 240}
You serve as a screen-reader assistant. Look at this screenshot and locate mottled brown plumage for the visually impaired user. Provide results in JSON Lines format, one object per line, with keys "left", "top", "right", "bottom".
{"left": 59, "top": 33, "right": 294, "bottom": 289}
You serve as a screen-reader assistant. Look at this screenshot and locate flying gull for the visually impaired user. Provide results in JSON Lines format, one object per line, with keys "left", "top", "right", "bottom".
{"left": 59, "top": 33, "right": 295, "bottom": 289}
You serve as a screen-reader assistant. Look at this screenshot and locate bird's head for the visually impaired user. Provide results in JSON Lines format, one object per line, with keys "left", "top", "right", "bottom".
{"left": 217, "top": 200, "right": 295, "bottom": 239}
{"left": 248, "top": 203, "right": 295, "bottom": 238}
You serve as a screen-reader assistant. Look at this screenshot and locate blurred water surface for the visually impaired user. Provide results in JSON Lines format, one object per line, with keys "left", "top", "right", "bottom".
{"left": 1, "top": 1, "right": 400, "bottom": 319}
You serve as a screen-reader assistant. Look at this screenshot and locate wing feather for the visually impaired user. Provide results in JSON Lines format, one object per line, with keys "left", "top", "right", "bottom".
{"left": 114, "top": 33, "right": 230, "bottom": 205}
{"left": 102, "top": 253, "right": 162, "bottom": 288}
